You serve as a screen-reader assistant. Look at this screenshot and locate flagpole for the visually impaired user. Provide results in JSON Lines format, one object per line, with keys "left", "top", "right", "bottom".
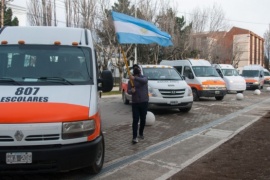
{"left": 120, "top": 46, "right": 134, "bottom": 87}
{"left": 134, "top": 0, "right": 137, "bottom": 65}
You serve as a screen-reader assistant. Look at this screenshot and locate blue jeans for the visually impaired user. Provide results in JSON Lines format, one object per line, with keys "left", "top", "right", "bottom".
{"left": 132, "top": 102, "right": 148, "bottom": 139}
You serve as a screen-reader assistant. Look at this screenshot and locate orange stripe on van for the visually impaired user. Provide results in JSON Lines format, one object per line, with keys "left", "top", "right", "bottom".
{"left": 88, "top": 111, "right": 101, "bottom": 141}
{"left": 245, "top": 79, "right": 257, "bottom": 83}
{"left": 188, "top": 84, "right": 203, "bottom": 90}
{"left": 0, "top": 102, "right": 89, "bottom": 123}
{"left": 202, "top": 80, "right": 225, "bottom": 85}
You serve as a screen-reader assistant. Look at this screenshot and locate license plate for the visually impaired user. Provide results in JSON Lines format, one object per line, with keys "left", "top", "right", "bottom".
{"left": 6, "top": 152, "right": 32, "bottom": 164}
{"left": 170, "top": 101, "right": 178, "bottom": 105}
{"left": 215, "top": 91, "right": 220, "bottom": 94}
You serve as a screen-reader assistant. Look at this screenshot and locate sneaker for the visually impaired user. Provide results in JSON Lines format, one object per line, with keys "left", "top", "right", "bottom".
{"left": 132, "top": 138, "right": 138, "bottom": 144}
{"left": 139, "top": 135, "right": 144, "bottom": 140}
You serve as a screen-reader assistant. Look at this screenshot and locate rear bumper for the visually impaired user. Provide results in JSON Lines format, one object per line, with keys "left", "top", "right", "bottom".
{"left": 0, "top": 136, "right": 102, "bottom": 173}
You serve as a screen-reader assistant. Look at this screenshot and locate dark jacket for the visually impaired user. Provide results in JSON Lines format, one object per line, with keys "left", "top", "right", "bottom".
{"left": 127, "top": 74, "right": 149, "bottom": 103}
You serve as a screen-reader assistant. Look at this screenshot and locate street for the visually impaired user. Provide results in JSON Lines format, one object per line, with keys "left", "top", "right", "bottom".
{"left": 2, "top": 87, "right": 270, "bottom": 179}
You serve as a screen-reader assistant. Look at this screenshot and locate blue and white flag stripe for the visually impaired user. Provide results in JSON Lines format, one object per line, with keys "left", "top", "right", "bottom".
{"left": 112, "top": 11, "right": 173, "bottom": 47}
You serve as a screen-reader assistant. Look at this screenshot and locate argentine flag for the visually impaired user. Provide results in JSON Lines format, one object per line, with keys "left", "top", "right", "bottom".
{"left": 112, "top": 11, "right": 173, "bottom": 47}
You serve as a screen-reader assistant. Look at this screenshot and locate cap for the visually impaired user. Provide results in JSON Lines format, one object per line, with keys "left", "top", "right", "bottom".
{"left": 133, "top": 64, "right": 140, "bottom": 69}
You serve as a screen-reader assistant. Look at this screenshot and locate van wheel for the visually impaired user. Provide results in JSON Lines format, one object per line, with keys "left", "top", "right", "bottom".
{"left": 192, "top": 89, "right": 199, "bottom": 101}
{"left": 179, "top": 107, "right": 192, "bottom": 112}
{"left": 215, "top": 96, "right": 224, "bottom": 101}
{"left": 84, "top": 133, "right": 104, "bottom": 174}
{"left": 122, "top": 91, "right": 129, "bottom": 104}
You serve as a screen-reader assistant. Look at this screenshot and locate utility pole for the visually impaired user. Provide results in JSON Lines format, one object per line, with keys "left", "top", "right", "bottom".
{"left": 1, "top": 0, "right": 4, "bottom": 27}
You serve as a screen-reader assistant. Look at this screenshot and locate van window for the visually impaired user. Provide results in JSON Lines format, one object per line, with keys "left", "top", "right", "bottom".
{"left": 183, "top": 66, "right": 193, "bottom": 77}
{"left": 264, "top": 71, "right": 270, "bottom": 76}
{"left": 143, "top": 68, "right": 182, "bottom": 80}
{"left": 0, "top": 45, "right": 93, "bottom": 85}
{"left": 192, "top": 66, "right": 220, "bottom": 77}
{"left": 242, "top": 70, "right": 259, "bottom": 77}
{"left": 221, "top": 69, "right": 239, "bottom": 76}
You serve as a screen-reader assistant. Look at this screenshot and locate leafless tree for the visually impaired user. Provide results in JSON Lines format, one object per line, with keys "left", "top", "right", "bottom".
{"left": 189, "top": 4, "right": 229, "bottom": 61}
{"left": 264, "top": 25, "right": 270, "bottom": 70}
{"left": 27, "top": 0, "right": 54, "bottom": 26}
{"left": 64, "top": 0, "right": 98, "bottom": 29}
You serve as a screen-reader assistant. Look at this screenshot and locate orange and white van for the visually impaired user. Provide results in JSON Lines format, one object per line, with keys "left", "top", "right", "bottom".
{"left": 0, "top": 26, "right": 113, "bottom": 173}
{"left": 263, "top": 68, "right": 270, "bottom": 84}
{"left": 241, "top": 65, "right": 264, "bottom": 89}
{"left": 160, "top": 59, "right": 227, "bottom": 101}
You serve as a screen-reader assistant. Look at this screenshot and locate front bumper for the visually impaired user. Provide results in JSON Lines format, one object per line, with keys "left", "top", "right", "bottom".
{"left": 0, "top": 136, "right": 102, "bottom": 173}
{"left": 148, "top": 95, "right": 193, "bottom": 110}
{"left": 198, "top": 90, "right": 227, "bottom": 97}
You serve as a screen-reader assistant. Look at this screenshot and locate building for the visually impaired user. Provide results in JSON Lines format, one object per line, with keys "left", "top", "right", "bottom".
{"left": 221, "top": 27, "right": 264, "bottom": 68}
{"left": 191, "top": 27, "right": 265, "bottom": 69}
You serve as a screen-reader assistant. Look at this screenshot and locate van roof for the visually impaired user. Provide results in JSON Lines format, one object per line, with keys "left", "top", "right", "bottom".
{"left": 140, "top": 64, "right": 173, "bottom": 69}
{"left": 243, "top": 65, "right": 264, "bottom": 70}
{"left": 0, "top": 26, "right": 92, "bottom": 46}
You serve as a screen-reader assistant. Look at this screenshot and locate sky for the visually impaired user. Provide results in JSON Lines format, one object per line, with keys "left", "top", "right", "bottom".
{"left": 8, "top": 0, "right": 270, "bottom": 38}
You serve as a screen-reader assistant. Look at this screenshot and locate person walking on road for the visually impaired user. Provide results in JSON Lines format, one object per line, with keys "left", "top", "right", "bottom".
{"left": 128, "top": 64, "right": 149, "bottom": 144}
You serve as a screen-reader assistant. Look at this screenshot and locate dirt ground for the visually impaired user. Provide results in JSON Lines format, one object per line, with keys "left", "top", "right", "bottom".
{"left": 169, "top": 111, "right": 270, "bottom": 180}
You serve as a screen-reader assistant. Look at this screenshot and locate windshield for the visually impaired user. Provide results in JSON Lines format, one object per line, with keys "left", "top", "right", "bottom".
{"left": 0, "top": 45, "right": 93, "bottom": 85}
{"left": 221, "top": 69, "right": 240, "bottom": 76}
{"left": 242, "top": 70, "right": 259, "bottom": 77}
{"left": 192, "top": 66, "right": 220, "bottom": 77}
{"left": 142, "top": 68, "right": 183, "bottom": 80}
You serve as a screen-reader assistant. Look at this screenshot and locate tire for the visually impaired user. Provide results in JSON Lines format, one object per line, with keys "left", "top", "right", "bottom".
{"left": 122, "top": 91, "right": 129, "bottom": 104}
{"left": 84, "top": 133, "right": 105, "bottom": 174}
{"left": 179, "top": 107, "right": 192, "bottom": 112}
{"left": 192, "top": 89, "right": 199, "bottom": 101}
{"left": 215, "top": 96, "right": 224, "bottom": 101}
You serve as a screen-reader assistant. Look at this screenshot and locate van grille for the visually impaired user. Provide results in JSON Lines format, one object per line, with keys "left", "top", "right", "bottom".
{"left": 159, "top": 89, "right": 186, "bottom": 98}
{"left": 25, "top": 134, "right": 60, "bottom": 141}
{"left": 0, "top": 134, "right": 60, "bottom": 142}
{"left": 0, "top": 136, "right": 14, "bottom": 142}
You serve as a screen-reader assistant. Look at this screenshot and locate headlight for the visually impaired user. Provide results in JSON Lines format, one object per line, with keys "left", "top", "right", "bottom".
{"left": 229, "top": 80, "right": 234, "bottom": 83}
{"left": 62, "top": 120, "right": 95, "bottom": 139}
{"left": 201, "top": 85, "right": 210, "bottom": 90}
{"left": 253, "top": 81, "right": 259, "bottom": 84}
{"left": 187, "top": 86, "right": 192, "bottom": 96}
{"left": 148, "top": 86, "right": 157, "bottom": 97}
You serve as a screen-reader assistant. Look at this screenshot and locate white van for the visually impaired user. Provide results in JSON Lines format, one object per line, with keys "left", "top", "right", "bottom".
{"left": 212, "top": 64, "right": 246, "bottom": 93}
{"left": 263, "top": 68, "right": 270, "bottom": 84}
{"left": 160, "top": 59, "right": 227, "bottom": 101}
{"left": 0, "top": 26, "right": 113, "bottom": 173}
{"left": 241, "top": 65, "right": 264, "bottom": 89}
{"left": 121, "top": 65, "right": 193, "bottom": 112}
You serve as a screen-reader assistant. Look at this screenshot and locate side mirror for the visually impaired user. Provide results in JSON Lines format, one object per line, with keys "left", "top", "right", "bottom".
{"left": 98, "top": 70, "right": 113, "bottom": 92}
{"left": 188, "top": 72, "right": 194, "bottom": 79}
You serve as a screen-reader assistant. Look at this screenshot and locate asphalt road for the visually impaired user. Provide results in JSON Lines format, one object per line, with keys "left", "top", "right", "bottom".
{"left": 2, "top": 87, "right": 270, "bottom": 179}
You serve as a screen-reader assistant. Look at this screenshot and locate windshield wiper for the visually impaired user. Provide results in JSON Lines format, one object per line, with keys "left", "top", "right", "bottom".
{"left": 38, "top": 77, "right": 73, "bottom": 85}
{"left": 0, "top": 77, "right": 21, "bottom": 85}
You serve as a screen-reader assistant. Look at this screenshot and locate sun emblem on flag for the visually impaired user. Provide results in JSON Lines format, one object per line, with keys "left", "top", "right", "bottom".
{"left": 140, "top": 28, "right": 148, "bottom": 34}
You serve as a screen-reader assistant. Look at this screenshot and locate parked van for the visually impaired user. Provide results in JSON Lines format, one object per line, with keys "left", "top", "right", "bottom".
{"left": 0, "top": 26, "right": 113, "bottom": 173}
{"left": 160, "top": 59, "right": 227, "bottom": 101}
{"left": 212, "top": 64, "right": 246, "bottom": 93}
{"left": 241, "top": 65, "right": 264, "bottom": 89}
{"left": 121, "top": 65, "right": 193, "bottom": 112}
{"left": 263, "top": 68, "right": 270, "bottom": 84}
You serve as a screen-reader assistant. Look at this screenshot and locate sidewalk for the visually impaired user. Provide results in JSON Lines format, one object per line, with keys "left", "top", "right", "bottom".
{"left": 91, "top": 92, "right": 270, "bottom": 180}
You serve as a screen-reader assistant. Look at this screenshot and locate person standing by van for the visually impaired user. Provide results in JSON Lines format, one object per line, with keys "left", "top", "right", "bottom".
{"left": 128, "top": 64, "right": 149, "bottom": 144}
